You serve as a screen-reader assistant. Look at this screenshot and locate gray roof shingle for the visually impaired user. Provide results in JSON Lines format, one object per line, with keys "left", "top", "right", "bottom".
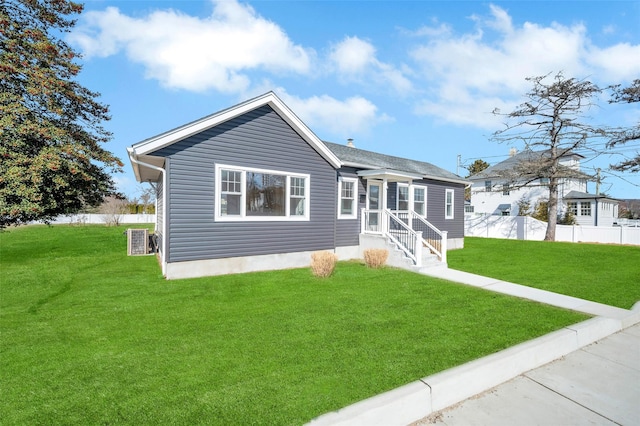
{"left": 324, "top": 141, "right": 466, "bottom": 184}
{"left": 469, "top": 149, "right": 591, "bottom": 180}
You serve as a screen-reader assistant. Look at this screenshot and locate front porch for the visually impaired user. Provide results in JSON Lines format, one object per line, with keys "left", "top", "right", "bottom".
{"left": 361, "top": 208, "right": 448, "bottom": 269}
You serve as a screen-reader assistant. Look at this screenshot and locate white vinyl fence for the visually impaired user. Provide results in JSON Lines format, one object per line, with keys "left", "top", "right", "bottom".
{"left": 465, "top": 215, "right": 640, "bottom": 245}
{"left": 49, "top": 213, "right": 156, "bottom": 225}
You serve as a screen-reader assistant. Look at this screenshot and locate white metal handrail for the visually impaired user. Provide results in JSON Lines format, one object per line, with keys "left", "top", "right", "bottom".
{"left": 389, "top": 210, "right": 448, "bottom": 263}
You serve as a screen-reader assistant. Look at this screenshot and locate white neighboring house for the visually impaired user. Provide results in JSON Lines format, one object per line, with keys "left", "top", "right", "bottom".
{"left": 564, "top": 191, "right": 619, "bottom": 227}
{"left": 468, "top": 149, "right": 602, "bottom": 219}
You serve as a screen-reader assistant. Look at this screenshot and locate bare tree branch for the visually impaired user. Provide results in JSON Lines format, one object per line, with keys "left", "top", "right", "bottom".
{"left": 491, "top": 72, "right": 604, "bottom": 241}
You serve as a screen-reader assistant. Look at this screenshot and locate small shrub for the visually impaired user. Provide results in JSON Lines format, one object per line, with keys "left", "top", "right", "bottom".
{"left": 558, "top": 210, "right": 577, "bottom": 225}
{"left": 531, "top": 199, "right": 549, "bottom": 222}
{"left": 310, "top": 251, "right": 338, "bottom": 278}
{"left": 364, "top": 249, "right": 388, "bottom": 268}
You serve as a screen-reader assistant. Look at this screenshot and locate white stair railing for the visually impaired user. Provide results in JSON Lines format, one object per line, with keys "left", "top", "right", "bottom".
{"left": 362, "top": 209, "right": 422, "bottom": 267}
{"left": 406, "top": 211, "right": 447, "bottom": 263}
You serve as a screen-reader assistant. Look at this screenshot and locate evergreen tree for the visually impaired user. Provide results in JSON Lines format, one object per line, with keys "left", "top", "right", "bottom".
{"left": 0, "top": 0, "right": 122, "bottom": 228}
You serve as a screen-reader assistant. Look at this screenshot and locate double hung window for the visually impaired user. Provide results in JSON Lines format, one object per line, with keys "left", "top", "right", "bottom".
{"left": 216, "top": 164, "right": 309, "bottom": 221}
{"left": 445, "top": 189, "right": 455, "bottom": 219}
{"left": 413, "top": 187, "right": 426, "bottom": 217}
{"left": 220, "top": 170, "right": 242, "bottom": 216}
{"left": 338, "top": 178, "right": 358, "bottom": 219}
{"left": 397, "top": 184, "right": 427, "bottom": 217}
{"left": 397, "top": 185, "right": 409, "bottom": 211}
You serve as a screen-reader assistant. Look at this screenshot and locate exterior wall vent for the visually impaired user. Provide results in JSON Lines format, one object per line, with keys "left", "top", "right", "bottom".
{"left": 127, "top": 228, "right": 149, "bottom": 256}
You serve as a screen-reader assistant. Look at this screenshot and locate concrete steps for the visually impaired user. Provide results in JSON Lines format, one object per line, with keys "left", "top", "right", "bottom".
{"left": 359, "top": 234, "right": 446, "bottom": 272}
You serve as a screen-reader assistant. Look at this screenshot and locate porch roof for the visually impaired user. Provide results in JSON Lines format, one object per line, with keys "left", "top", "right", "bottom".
{"left": 564, "top": 191, "right": 619, "bottom": 202}
{"left": 356, "top": 169, "right": 423, "bottom": 182}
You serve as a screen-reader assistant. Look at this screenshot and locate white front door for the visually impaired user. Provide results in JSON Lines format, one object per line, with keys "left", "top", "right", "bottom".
{"left": 367, "top": 181, "right": 383, "bottom": 232}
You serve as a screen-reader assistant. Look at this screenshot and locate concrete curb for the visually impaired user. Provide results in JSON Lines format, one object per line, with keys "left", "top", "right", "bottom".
{"left": 308, "top": 310, "right": 640, "bottom": 426}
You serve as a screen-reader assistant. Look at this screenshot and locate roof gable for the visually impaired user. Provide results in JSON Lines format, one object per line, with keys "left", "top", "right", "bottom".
{"left": 128, "top": 92, "right": 341, "bottom": 181}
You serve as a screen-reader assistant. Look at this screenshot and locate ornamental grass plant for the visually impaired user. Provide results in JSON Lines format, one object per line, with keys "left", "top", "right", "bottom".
{"left": 363, "top": 248, "right": 389, "bottom": 268}
{"left": 310, "top": 250, "right": 338, "bottom": 277}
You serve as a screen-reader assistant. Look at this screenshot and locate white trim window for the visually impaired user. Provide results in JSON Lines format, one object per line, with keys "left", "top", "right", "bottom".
{"left": 398, "top": 184, "right": 427, "bottom": 217}
{"left": 445, "top": 188, "right": 455, "bottom": 219}
{"left": 413, "top": 186, "right": 426, "bottom": 217}
{"left": 338, "top": 177, "right": 358, "bottom": 219}
{"left": 397, "top": 184, "right": 409, "bottom": 211}
{"left": 215, "top": 164, "right": 310, "bottom": 221}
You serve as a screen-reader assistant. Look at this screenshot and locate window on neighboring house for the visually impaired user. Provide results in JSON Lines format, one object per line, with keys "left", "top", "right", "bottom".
{"left": 445, "top": 189, "right": 455, "bottom": 219}
{"left": 338, "top": 177, "right": 357, "bottom": 219}
{"left": 485, "top": 180, "right": 492, "bottom": 192}
{"left": 397, "top": 184, "right": 409, "bottom": 211}
{"left": 502, "top": 184, "right": 510, "bottom": 195}
{"left": 216, "top": 164, "right": 309, "bottom": 221}
{"left": 580, "top": 202, "right": 592, "bottom": 216}
{"left": 567, "top": 202, "right": 578, "bottom": 215}
{"left": 540, "top": 178, "right": 550, "bottom": 186}
{"left": 413, "top": 187, "right": 426, "bottom": 217}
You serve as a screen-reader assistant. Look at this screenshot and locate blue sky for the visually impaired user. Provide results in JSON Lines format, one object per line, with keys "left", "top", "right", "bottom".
{"left": 68, "top": 0, "right": 640, "bottom": 199}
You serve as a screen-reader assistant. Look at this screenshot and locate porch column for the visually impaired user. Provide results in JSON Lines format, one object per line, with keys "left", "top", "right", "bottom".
{"left": 382, "top": 178, "right": 388, "bottom": 233}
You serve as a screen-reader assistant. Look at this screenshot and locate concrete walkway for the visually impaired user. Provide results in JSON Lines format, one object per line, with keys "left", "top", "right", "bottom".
{"left": 415, "top": 323, "right": 640, "bottom": 425}
{"left": 309, "top": 267, "right": 640, "bottom": 426}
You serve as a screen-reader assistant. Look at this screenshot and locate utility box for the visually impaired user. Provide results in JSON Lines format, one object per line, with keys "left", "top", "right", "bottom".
{"left": 127, "top": 228, "right": 149, "bottom": 256}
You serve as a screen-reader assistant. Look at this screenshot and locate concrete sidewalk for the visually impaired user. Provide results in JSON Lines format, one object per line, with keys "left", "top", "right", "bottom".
{"left": 417, "top": 323, "right": 640, "bottom": 426}
{"left": 309, "top": 267, "right": 640, "bottom": 426}
{"left": 422, "top": 267, "right": 635, "bottom": 323}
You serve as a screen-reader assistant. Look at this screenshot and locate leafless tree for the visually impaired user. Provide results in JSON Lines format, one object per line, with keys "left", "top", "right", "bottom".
{"left": 608, "top": 79, "right": 640, "bottom": 173}
{"left": 99, "top": 196, "right": 128, "bottom": 226}
{"left": 492, "top": 72, "right": 604, "bottom": 241}
{"left": 138, "top": 185, "right": 156, "bottom": 214}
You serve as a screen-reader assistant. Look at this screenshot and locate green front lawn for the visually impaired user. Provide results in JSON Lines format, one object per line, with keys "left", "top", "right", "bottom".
{"left": 448, "top": 237, "right": 640, "bottom": 309}
{"left": 1, "top": 226, "right": 588, "bottom": 424}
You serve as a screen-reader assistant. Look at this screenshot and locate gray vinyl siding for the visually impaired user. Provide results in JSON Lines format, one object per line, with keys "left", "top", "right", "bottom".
{"left": 335, "top": 167, "right": 366, "bottom": 247}
{"left": 422, "top": 179, "right": 465, "bottom": 239}
{"left": 152, "top": 105, "right": 337, "bottom": 263}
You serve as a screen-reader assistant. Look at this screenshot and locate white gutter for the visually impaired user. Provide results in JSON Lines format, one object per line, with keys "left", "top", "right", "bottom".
{"left": 128, "top": 148, "right": 167, "bottom": 276}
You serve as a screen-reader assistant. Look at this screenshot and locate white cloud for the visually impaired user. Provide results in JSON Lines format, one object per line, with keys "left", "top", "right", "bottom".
{"left": 587, "top": 43, "right": 640, "bottom": 81}
{"left": 275, "top": 89, "right": 392, "bottom": 137}
{"left": 409, "top": 4, "right": 640, "bottom": 128}
{"left": 69, "top": 0, "right": 313, "bottom": 93}
{"left": 329, "top": 36, "right": 413, "bottom": 95}
{"left": 330, "top": 36, "right": 376, "bottom": 75}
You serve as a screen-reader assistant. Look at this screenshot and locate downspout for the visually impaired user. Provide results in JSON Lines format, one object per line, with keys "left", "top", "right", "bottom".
{"left": 595, "top": 199, "right": 598, "bottom": 227}
{"left": 128, "top": 151, "right": 167, "bottom": 276}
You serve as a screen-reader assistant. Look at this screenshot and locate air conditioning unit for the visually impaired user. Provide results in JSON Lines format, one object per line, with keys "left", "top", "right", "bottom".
{"left": 127, "top": 228, "right": 149, "bottom": 256}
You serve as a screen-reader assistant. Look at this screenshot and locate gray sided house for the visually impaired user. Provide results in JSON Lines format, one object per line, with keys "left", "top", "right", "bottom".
{"left": 128, "top": 92, "right": 467, "bottom": 279}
